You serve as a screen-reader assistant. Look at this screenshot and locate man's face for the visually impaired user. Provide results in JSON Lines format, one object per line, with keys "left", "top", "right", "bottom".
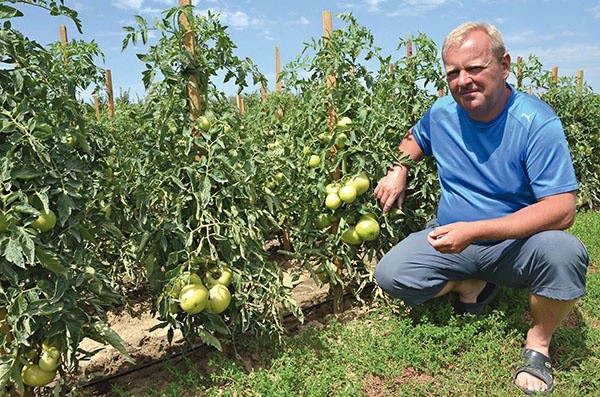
{"left": 443, "top": 30, "right": 511, "bottom": 121}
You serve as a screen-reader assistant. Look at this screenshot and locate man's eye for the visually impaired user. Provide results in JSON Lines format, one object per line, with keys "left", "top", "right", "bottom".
{"left": 467, "top": 66, "right": 483, "bottom": 74}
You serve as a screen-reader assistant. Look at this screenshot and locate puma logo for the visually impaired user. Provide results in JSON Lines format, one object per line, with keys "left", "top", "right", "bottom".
{"left": 521, "top": 112, "right": 535, "bottom": 122}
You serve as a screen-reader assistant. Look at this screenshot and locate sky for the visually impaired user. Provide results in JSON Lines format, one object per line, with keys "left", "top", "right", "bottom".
{"left": 7, "top": 0, "right": 600, "bottom": 101}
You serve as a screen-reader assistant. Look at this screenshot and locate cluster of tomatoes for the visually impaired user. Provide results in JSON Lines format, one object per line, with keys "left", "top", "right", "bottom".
{"left": 19, "top": 340, "right": 62, "bottom": 388}
{"left": 308, "top": 116, "right": 382, "bottom": 246}
{"left": 164, "top": 266, "right": 234, "bottom": 316}
{"left": 320, "top": 173, "right": 381, "bottom": 245}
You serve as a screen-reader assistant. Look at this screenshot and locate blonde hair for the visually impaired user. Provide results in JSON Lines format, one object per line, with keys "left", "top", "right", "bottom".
{"left": 442, "top": 22, "right": 507, "bottom": 62}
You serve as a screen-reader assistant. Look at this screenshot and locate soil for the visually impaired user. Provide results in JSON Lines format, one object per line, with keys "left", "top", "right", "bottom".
{"left": 73, "top": 256, "right": 350, "bottom": 397}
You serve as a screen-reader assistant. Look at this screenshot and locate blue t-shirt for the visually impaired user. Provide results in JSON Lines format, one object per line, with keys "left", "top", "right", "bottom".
{"left": 412, "top": 84, "right": 578, "bottom": 226}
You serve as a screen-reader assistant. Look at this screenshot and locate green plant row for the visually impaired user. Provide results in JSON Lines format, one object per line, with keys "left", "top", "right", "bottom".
{"left": 1, "top": 1, "right": 598, "bottom": 395}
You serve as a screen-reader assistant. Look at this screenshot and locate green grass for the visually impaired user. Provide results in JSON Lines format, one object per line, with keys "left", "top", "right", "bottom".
{"left": 110, "top": 211, "right": 600, "bottom": 397}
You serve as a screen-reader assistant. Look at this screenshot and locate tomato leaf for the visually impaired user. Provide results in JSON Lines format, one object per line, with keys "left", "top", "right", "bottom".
{"left": 35, "top": 247, "right": 67, "bottom": 275}
{"left": 87, "top": 321, "right": 135, "bottom": 364}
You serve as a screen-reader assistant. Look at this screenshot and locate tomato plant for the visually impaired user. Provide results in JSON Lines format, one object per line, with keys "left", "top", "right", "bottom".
{"left": 120, "top": 7, "right": 302, "bottom": 350}
{"left": 0, "top": 2, "right": 131, "bottom": 394}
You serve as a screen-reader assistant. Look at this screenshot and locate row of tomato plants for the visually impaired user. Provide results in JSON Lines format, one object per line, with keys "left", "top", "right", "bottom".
{"left": 2, "top": 2, "right": 599, "bottom": 395}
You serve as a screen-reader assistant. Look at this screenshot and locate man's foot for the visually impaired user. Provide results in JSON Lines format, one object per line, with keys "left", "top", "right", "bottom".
{"left": 452, "top": 282, "right": 499, "bottom": 315}
{"left": 512, "top": 348, "right": 554, "bottom": 395}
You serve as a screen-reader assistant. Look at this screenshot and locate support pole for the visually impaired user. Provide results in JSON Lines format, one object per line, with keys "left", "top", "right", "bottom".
{"left": 105, "top": 69, "right": 115, "bottom": 119}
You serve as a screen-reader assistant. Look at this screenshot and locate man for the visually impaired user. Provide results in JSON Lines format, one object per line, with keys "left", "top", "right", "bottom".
{"left": 374, "top": 22, "right": 588, "bottom": 395}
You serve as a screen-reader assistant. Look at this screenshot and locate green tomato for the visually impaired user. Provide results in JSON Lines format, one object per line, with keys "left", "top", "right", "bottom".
{"left": 338, "top": 185, "right": 358, "bottom": 204}
{"left": 207, "top": 284, "right": 232, "bottom": 314}
{"left": 179, "top": 283, "right": 209, "bottom": 314}
{"left": 341, "top": 226, "right": 362, "bottom": 245}
{"left": 30, "top": 209, "right": 57, "bottom": 232}
{"left": 21, "top": 364, "right": 56, "bottom": 387}
{"left": 336, "top": 116, "right": 353, "bottom": 130}
{"left": 315, "top": 214, "right": 332, "bottom": 229}
{"left": 167, "top": 272, "right": 203, "bottom": 298}
{"left": 65, "top": 133, "right": 76, "bottom": 148}
{"left": 350, "top": 172, "right": 370, "bottom": 195}
{"left": 199, "top": 116, "right": 211, "bottom": 132}
{"left": 38, "top": 346, "right": 61, "bottom": 372}
{"left": 355, "top": 217, "right": 380, "bottom": 241}
{"left": 100, "top": 204, "right": 112, "bottom": 220}
{"left": 205, "top": 266, "right": 233, "bottom": 287}
{"left": 274, "top": 172, "right": 285, "bottom": 183}
{"left": 325, "top": 183, "right": 340, "bottom": 195}
{"left": 325, "top": 193, "right": 342, "bottom": 210}
{"left": 308, "top": 155, "right": 321, "bottom": 168}
{"left": 336, "top": 133, "right": 347, "bottom": 148}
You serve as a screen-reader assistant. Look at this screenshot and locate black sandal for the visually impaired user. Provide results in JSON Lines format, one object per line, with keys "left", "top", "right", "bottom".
{"left": 512, "top": 348, "right": 554, "bottom": 395}
{"left": 452, "top": 282, "right": 499, "bottom": 316}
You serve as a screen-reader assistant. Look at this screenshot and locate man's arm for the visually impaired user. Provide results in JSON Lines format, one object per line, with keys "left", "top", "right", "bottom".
{"left": 428, "top": 191, "right": 577, "bottom": 253}
{"left": 374, "top": 129, "right": 425, "bottom": 213}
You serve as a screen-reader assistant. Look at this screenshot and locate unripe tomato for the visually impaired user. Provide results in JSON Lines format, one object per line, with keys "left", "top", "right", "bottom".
{"left": 308, "top": 155, "right": 321, "bottom": 168}
{"left": 315, "top": 214, "right": 332, "bottom": 229}
{"left": 336, "top": 133, "right": 347, "bottom": 148}
{"left": 205, "top": 266, "right": 233, "bottom": 287}
{"left": 337, "top": 116, "right": 353, "bottom": 131}
{"left": 350, "top": 172, "right": 370, "bottom": 195}
{"left": 199, "top": 116, "right": 211, "bottom": 132}
{"left": 341, "top": 226, "right": 362, "bottom": 245}
{"left": 30, "top": 209, "right": 57, "bottom": 232}
{"left": 325, "top": 183, "right": 340, "bottom": 195}
{"left": 21, "top": 364, "right": 56, "bottom": 387}
{"left": 179, "top": 284, "right": 209, "bottom": 314}
{"left": 38, "top": 346, "right": 61, "bottom": 372}
{"left": 338, "top": 185, "right": 358, "bottom": 204}
{"left": 325, "top": 193, "right": 342, "bottom": 210}
{"left": 207, "top": 284, "right": 232, "bottom": 314}
{"left": 355, "top": 217, "right": 380, "bottom": 241}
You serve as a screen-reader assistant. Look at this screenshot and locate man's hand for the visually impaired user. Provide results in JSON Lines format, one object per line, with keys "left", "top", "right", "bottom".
{"left": 374, "top": 165, "right": 408, "bottom": 213}
{"left": 427, "top": 222, "right": 477, "bottom": 253}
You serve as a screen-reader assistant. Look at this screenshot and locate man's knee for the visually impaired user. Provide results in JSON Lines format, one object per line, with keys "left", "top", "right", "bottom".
{"left": 526, "top": 231, "right": 588, "bottom": 299}
{"left": 528, "top": 230, "right": 588, "bottom": 268}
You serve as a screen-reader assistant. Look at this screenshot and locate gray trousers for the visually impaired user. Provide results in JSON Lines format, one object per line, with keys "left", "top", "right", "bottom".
{"left": 375, "top": 219, "right": 589, "bottom": 306}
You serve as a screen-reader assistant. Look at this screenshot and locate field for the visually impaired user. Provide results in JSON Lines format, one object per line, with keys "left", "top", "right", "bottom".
{"left": 78, "top": 211, "right": 599, "bottom": 396}
{"left": 1, "top": 2, "right": 599, "bottom": 396}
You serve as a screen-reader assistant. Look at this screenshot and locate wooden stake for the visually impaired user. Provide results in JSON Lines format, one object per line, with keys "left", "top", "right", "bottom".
{"left": 105, "top": 69, "right": 115, "bottom": 119}
{"left": 322, "top": 11, "right": 337, "bottom": 134}
{"left": 179, "top": 0, "right": 202, "bottom": 121}
{"left": 260, "top": 83, "right": 267, "bottom": 102}
{"left": 552, "top": 66, "right": 558, "bottom": 85}
{"left": 275, "top": 46, "right": 282, "bottom": 93}
{"left": 577, "top": 69, "right": 584, "bottom": 92}
{"left": 322, "top": 10, "right": 344, "bottom": 314}
{"left": 59, "top": 25, "right": 69, "bottom": 63}
{"left": 517, "top": 56, "right": 523, "bottom": 90}
{"left": 93, "top": 94, "right": 100, "bottom": 121}
{"left": 236, "top": 94, "right": 245, "bottom": 114}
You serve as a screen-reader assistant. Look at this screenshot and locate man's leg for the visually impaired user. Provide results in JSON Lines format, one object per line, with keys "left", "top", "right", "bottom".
{"left": 375, "top": 220, "right": 480, "bottom": 306}
{"left": 513, "top": 295, "right": 576, "bottom": 394}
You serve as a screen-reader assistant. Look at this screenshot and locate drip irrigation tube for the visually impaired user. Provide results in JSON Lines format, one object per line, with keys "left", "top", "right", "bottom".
{"left": 80, "top": 286, "right": 373, "bottom": 391}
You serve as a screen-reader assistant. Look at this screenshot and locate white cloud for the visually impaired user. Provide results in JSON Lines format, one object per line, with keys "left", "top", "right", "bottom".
{"left": 112, "top": 0, "right": 163, "bottom": 13}
{"left": 219, "top": 10, "right": 250, "bottom": 28}
{"left": 113, "top": 0, "right": 143, "bottom": 11}
{"left": 363, "top": 0, "right": 388, "bottom": 13}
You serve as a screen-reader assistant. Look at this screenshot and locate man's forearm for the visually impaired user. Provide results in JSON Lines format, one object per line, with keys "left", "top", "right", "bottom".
{"left": 471, "top": 191, "right": 577, "bottom": 241}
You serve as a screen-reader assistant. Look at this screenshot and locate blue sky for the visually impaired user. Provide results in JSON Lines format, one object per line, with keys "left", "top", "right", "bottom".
{"left": 8, "top": 0, "right": 600, "bottom": 100}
